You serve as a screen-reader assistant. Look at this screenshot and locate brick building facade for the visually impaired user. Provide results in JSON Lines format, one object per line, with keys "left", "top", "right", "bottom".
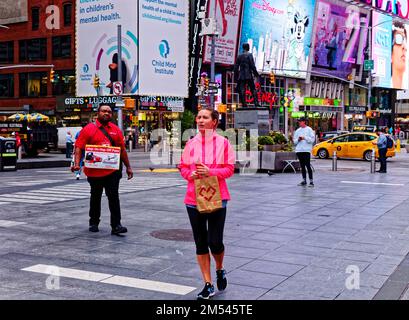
{"left": 0, "top": 0, "right": 75, "bottom": 123}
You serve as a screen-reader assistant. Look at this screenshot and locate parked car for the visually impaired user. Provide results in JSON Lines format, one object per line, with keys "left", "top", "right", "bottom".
{"left": 312, "top": 132, "right": 396, "bottom": 161}
{"left": 319, "top": 131, "right": 349, "bottom": 142}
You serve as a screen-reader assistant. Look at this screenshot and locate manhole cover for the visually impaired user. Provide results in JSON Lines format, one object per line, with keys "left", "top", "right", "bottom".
{"left": 150, "top": 229, "right": 194, "bottom": 242}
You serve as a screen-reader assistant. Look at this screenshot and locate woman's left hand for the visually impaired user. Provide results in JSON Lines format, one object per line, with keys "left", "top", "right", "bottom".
{"left": 196, "top": 163, "right": 210, "bottom": 176}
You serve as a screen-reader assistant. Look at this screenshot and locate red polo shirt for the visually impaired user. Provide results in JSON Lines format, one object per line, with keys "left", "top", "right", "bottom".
{"left": 75, "top": 120, "right": 126, "bottom": 178}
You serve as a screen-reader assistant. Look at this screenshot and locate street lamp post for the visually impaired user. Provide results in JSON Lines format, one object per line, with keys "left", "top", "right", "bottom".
{"left": 359, "top": 17, "right": 374, "bottom": 113}
{"left": 198, "top": 6, "right": 218, "bottom": 110}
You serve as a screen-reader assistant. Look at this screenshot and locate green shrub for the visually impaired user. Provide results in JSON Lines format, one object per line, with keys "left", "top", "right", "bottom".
{"left": 258, "top": 136, "right": 275, "bottom": 145}
{"left": 268, "top": 131, "right": 287, "bottom": 144}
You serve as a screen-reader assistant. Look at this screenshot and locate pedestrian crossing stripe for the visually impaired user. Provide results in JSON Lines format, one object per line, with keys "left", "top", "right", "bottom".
{"left": 140, "top": 169, "right": 180, "bottom": 173}
{"left": 0, "top": 220, "right": 27, "bottom": 227}
{"left": 22, "top": 264, "right": 196, "bottom": 295}
{"left": 0, "top": 177, "right": 185, "bottom": 205}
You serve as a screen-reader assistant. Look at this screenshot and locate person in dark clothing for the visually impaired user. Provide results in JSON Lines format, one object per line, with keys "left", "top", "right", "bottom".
{"left": 107, "top": 53, "right": 127, "bottom": 94}
{"left": 72, "top": 105, "right": 133, "bottom": 235}
{"left": 234, "top": 43, "right": 260, "bottom": 107}
{"left": 373, "top": 127, "right": 388, "bottom": 173}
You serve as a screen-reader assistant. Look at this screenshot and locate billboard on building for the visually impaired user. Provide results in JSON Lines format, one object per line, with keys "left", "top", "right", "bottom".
{"left": 203, "top": 0, "right": 243, "bottom": 65}
{"left": 76, "top": 0, "right": 139, "bottom": 97}
{"left": 138, "top": 0, "right": 189, "bottom": 97}
{"left": 0, "top": 0, "right": 28, "bottom": 25}
{"left": 372, "top": 11, "right": 409, "bottom": 90}
{"left": 239, "top": 0, "right": 316, "bottom": 78}
{"left": 312, "top": 0, "right": 369, "bottom": 80}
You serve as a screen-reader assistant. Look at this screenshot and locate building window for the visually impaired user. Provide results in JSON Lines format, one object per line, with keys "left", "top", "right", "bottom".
{"left": 0, "top": 41, "right": 14, "bottom": 64}
{"left": 63, "top": 3, "right": 72, "bottom": 26}
{"left": 19, "top": 38, "right": 47, "bottom": 62}
{"left": 52, "top": 70, "right": 75, "bottom": 95}
{"left": 0, "top": 74, "right": 14, "bottom": 98}
{"left": 52, "top": 36, "right": 71, "bottom": 58}
{"left": 32, "top": 7, "right": 40, "bottom": 30}
{"left": 19, "top": 72, "right": 47, "bottom": 97}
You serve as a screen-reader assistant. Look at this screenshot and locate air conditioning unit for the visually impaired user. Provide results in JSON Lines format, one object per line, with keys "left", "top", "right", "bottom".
{"left": 200, "top": 18, "right": 217, "bottom": 36}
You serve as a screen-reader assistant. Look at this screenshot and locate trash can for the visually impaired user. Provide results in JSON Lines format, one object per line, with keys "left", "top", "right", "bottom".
{"left": 0, "top": 137, "right": 17, "bottom": 171}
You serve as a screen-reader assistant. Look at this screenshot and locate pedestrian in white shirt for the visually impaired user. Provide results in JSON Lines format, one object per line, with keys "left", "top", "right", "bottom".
{"left": 293, "top": 117, "right": 316, "bottom": 187}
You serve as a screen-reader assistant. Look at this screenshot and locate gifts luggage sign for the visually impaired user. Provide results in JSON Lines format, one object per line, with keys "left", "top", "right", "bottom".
{"left": 84, "top": 145, "right": 121, "bottom": 170}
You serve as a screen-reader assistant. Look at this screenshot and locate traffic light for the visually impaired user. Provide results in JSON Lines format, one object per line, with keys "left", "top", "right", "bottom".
{"left": 217, "top": 104, "right": 227, "bottom": 113}
{"left": 347, "top": 74, "right": 353, "bottom": 81}
{"left": 93, "top": 74, "right": 100, "bottom": 88}
{"left": 50, "top": 69, "right": 55, "bottom": 83}
{"left": 124, "top": 98, "right": 136, "bottom": 110}
{"left": 204, "top": 77, "right": 209, "bottom": 88}
{"left": 270, "top": 72, "right": 275, "bottom": 84}
{"left": 366, "top": 111, "right": 380, "bottom": 118}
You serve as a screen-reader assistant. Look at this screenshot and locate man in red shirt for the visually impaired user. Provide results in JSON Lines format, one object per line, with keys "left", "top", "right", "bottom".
{"left": 72, "top": 105, "right": 133, "bottom": 235}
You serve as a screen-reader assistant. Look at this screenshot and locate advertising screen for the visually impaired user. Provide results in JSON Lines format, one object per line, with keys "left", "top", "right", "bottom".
{"left": 138, "top": 0, "right": 189, "bottom": 97}
{"left": 204, "top": 0, "right": 243, "bottom": 65}
{"left": 76, "top": 0, "right": 139, "bottom": 96}
{"left": 372, "top": 11, "right": 409, "bottom": 89}
{"left": 372, "top": 11, "right": 393, "bottom": 88}
{"left": 312, "top": 0, "right": 369, "bottom": 80}
{"left": 239, "top": 0, "right": 316, "bottom": 78}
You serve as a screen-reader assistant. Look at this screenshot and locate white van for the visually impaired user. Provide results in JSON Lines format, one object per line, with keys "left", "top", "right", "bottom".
{"left": 57, "top": 126, "right": 82, "bottom": 153}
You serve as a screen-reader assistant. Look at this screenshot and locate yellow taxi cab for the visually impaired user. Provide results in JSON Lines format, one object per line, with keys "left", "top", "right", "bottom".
{"left": 312, "top": 132, "right": 395, "bottom": 161}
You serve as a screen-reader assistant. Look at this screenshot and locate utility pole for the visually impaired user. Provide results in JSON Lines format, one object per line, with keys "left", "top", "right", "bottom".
{"left": 116, "top": 25, "right": 124, "bottom": 132}
{"left": 367, "top": 26, "right": 372, "bottom": 113}
{"left": 198, "top": 6, "right": 218, "bottom": 110}
{"left": 209, "top": 35, "right": 216, "bottom": 109}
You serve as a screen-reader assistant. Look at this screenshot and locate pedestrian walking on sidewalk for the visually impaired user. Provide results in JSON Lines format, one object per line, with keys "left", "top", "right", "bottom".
{"left": 72, "top": 105, "right": 133, "bottom": 235}
{"left": 373, "top": 127, "right": 389, "bottom": 173}
{"left": 73, "top": 125, "right": 85, "bottom": 180}
{"left": 179, "top": 108, "right": 235, "bottom": 300}
{"left": 66, "top": 131, "right": 73, "bottom": 158}
{"left": 293, "top": 117, "right": 316, "bottom": 187}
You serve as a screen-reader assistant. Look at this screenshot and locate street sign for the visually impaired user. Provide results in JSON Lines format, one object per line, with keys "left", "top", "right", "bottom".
{"left": 208, "top": 82, "right": 220, "bottom": 89}
{"left": 364, "top": 60, "right": 374, "bottom": 71}
{"left": 204, "top": 89, "right": 218, "bottom": 95}
{"left": 115, "top": 98, "right": 125, "bottom": 107}
{"left": 113, "top": 81, "right": 123, "bottom": 96}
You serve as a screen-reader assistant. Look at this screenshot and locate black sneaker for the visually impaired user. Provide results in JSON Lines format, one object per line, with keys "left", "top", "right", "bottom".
{"left": 111, "top": 225, "right": 128, "bottom": 235}
{"left": 298, "top": 181, "right": 307, "bottom": 186}
{"left": 197, "top": 282, "right": 215, "bottom": 300}
{"left": 216, "top": 269, "right": 227, "bottom": 291}
{"left": 308, "top": 181, "right": 314, "bottom": 187}
{"left": 89, "top": 225, "right": 99, "bottom": 232}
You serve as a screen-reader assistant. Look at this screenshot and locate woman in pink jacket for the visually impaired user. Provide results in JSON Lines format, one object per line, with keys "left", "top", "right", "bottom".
{"left": 180, "top": 108, "right": 235, "bottom": 299}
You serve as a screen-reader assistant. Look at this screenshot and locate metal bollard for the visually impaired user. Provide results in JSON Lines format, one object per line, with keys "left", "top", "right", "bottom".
{"left": 370, "top": 148, "right": 376, "bottom": 173}
{"left": 128, "top": 140, "right": 132, "bottom": 153}
{"left": 332, "top": 151, "right": 337, "bottom": 171}
{"left": 169, "top": 143, "right": 173, "bottom": 166}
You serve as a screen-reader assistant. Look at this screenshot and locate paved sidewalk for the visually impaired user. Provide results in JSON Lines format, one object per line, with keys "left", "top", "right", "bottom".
{"left": 1, "top": 153, "right": 409, "bottom": 299}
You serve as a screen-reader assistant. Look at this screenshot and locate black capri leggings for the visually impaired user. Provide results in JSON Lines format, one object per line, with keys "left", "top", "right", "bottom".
{"left": 186, "top": 207, "right": 226, "bottom": 255}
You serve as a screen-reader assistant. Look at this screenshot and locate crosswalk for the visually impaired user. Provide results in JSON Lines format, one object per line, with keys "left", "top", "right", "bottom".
{"left": 0, "top": 176, "right": 185, "bottom": 205}
{"left": 1, "top": 179, "right": 64, "bottom": 187}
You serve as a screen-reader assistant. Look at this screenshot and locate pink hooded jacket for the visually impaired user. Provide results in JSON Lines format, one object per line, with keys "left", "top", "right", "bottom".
{"left": 179, "top": 131, "right": 235, "bottom": 205}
